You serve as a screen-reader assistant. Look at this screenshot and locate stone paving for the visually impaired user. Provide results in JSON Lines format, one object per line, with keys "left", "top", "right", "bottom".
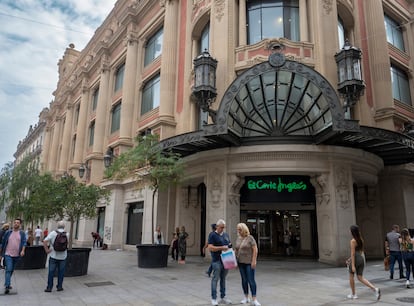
{"left": 0, "top": 248, "right": 412, "bottom": 305}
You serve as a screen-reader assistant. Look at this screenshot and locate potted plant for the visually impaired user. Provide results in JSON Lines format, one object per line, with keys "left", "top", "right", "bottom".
{"left": 106, "top": 134, "right": 183, "bottom": 268}
{"left": 51, "top": 174, "right": 109, "bottom": 276}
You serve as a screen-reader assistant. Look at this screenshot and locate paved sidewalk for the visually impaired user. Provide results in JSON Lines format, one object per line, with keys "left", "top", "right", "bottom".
{"left": 0, "top": 248, "right": 412, "bottom": 305}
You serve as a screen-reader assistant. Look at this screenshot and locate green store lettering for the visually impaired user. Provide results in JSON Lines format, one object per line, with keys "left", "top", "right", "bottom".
{"left": 247, "top": 178, "right": 307, "bottom": 192}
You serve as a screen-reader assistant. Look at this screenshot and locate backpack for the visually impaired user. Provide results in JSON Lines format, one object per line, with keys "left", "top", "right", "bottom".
{"left": 53, "top": 231, "right": 68, "bottom": 252}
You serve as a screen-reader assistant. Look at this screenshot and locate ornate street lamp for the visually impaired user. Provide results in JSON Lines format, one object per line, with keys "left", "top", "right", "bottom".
{"left": 192, "top": 50, "right": 218, "bottom": 122}
{"left": 103, "top": 148, "right": 114, "bottom": 168}
{"left": 335, "top": 40, "right": 365, "bottom": 119}
{"left": 78, "top": 163, "right": 88, "bottom": 179}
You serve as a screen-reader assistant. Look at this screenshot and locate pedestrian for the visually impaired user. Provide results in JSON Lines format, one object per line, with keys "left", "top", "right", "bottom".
{"left": 26, "top": 228, "right": 34, "bottom": 246}
{"left": 43, "top": 227, "right": 48, "bottom": 239}
{"left": 399, "top": 228, "right": 414, "bottom": 288}
{"left": 171, "top": 227, "right": 180, "bottom": 261}
{"left": 0, "top": 218, "right": 27, "bottom": 294}
{"left": 347, "top": 225, "right": 381, "bottom": 300}
{"left": 35, "top": 225, "right": 42, "bottom": 246}
{"left": 235, "top": 222, "right": 261, "bottom": 306}
{"left": 203, "top": 223, "right": 216, "bottom": 277}
{"left": 0, "top": 223, "right": 9, "bottom": 269}
{"left": 385, "top": 224, "right": 404, "bottom": 279}
{"left": 170, "top": 232, "right": 178, "bottom": 260}
{"left": 153, "top": 225, "right": 165, "bottom": 244}
{"left": 208, "top": 219, "right": 232, "bottom": 306}
{"left": 91, "top": 232, "right": 101, "bottom": 248}
{"left": 43, "top": 221, "right": 68, "bottom": 292}
{"left": 178, "top": 225, "right": 189, "bottom": 263}
{"left": 283, "top": 230, "right": 291, "bottom": 256}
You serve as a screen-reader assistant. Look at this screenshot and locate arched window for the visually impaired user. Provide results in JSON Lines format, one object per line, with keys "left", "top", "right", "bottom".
{"left": 338, "top": 16, "right": 345, "bottom": 49}
{"left": 247, "top": 0, "right": 299, "bottom": 44}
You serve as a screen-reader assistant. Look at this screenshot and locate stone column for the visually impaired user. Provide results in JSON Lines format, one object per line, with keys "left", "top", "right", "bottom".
{"left": 299, "top": 0, "right": 308, "bottom": 42}
{"left": 312, "top": 165, "right": 356, "bottom": 266}
{"left": 238, "top": 0, "right": 247, "bottom": 46}
{"left": 41, "top": 126, "right": 52, "bottom": 172}
{"left": 93, "top": 53, "right": 111, "bottom": 155}
{"left": 119, "top": 24, "right": 139, "bottom": 144}
{"left": 158, "top": 0, "right": 179, "bottom": 132}
{"left": 363, "top": 1, "right": 393, "bottom": 124}
{"left": 73, "top": 77, "right": 90, "bottom": 166}
{"left": 48, "top": 117, "right": 63, "bottom": 172}
{"left": 226, "top": 174, "right": 244, "bottom": 242}
{"left": 58, "top": 101, "right": 74, "bottom": 172}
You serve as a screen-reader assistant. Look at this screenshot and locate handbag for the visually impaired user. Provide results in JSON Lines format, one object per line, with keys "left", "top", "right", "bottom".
{"left": 384, "top": 255, "right": 390, "bottom": 271}
{"left": 220, "top": 249, "right": 238, "bottom": 270}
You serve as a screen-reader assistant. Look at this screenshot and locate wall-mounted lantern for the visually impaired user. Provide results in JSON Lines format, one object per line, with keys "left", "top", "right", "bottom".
{"left": 335, "top": 40, "right": 365, "bottom": 119}
{"left": 192, "top": 50, "right": 218, "bottom": 123}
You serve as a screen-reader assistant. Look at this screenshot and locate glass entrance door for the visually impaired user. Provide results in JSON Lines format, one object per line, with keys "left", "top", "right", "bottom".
{"left": 245, "top": 213, "right": 272, "bottom": 255}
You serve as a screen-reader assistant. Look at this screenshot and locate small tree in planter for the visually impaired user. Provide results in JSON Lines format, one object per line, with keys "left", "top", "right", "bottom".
{"left": 106, "top": 134, "right": 183, "bottom": 267}
{"left": 50, "top": 175, "right": 109, "bottom": 276}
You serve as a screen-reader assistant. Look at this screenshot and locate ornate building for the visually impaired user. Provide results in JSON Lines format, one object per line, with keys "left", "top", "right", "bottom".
{"left": 17, "top": 0, "right": 414, "bottom": 265}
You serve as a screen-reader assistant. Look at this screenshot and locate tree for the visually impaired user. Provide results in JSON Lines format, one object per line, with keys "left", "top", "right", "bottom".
{"left": 52, "top": 175, "right": 110, "bottom": 249}
{"left": 106, "top": 134, "right": 183, "bottom": 244}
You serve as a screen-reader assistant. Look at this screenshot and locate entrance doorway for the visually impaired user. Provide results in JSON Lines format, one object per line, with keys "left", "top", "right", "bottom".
{"left": 241, "top": 209, "right": 317, "bottom": 257}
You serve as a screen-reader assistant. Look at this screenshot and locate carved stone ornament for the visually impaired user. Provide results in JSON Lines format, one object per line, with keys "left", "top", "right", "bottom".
{"left": 214, "top": 0, "right": 225, "bottom": 21}
{"left": 210, "top": 173, "right": 222, "bottom": 208}
{"left": 322, "top": 0, "right": 333, "bottom": 14}
{"left": 269, "top": 52, "right": 286, "bottom": 68}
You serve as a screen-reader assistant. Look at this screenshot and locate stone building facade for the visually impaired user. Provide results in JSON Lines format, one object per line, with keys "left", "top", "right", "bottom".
{"left": 16, "top": 0, "right": 414, "bottom": 265}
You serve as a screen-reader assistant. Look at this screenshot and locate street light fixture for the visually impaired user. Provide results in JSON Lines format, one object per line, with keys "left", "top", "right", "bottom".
{"left": 192, "top": 50, "right": 218, "bottom": 123}
{"left": 103, "top": 148, "right": 114, "bottom": 168}
{"left": 334, "top": 39, "right": 365, "bottom": 119}
{"left": 78, "top": 163, "right": 89, "bottom": 179}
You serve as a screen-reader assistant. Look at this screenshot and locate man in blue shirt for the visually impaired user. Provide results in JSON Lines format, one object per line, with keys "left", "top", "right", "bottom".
{"left": 208, "top": 219, "right": 232, "bottom": 305}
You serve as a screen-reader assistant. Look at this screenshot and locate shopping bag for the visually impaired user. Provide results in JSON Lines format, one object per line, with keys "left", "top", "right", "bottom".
{"left": 220, "top": 249, "right": 238, "bottom": 270}
{"left": 384, "top": 255, "right": 390, "bottom": 271}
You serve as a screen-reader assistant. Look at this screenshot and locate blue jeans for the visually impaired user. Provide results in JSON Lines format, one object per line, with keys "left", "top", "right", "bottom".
{"left": 402, "top": 252, "right": 414, "bottom": 281}
{"left": 47, "top": 257, "right": 66, "bottom": 289}
{"left": 4, "top": 255, "right": 20, "bottom": 288}
{"left": 211, "top": 260, "right": 228, "bottom": 300}
{"left": 238, "top": 262, "right": 257, "bottom": 296}
{"left": 389, "top": 251, "right": 404, "bottom": 277}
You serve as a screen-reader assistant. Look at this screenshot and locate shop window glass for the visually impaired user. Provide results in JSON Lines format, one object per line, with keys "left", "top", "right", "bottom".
{"left": 114, "top": 64, "right": 125, "bottom": 93}
{"left": 141, "top": 74, "right": 160, "bottom": 115}
{"left": 89, "top": 121, "right": 95, "bottom": 146}
{"left": 247, "top": 0, "right": 299, "bottom": 44}
{"left": 92, "top": 87, "right": 99, "bottom": 111}
{"left": 391, "top": 65, "right": 411, "bottom": 105}
{"left": 384, "top": 14, "right": 404, "bottom": 51}
{"left": 111, "top": 102, "right": 121, "bottom": 133}
{"left": 144, "top": 28, "right": 163, "bottom": 66}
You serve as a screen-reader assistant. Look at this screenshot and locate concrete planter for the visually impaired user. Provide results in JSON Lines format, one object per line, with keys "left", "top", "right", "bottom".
{"left": 64, "top": 248, "right": 91, "bottom": 276}
{"left": 136, "top": 244, "right": 169, "bottom": 268}
{"left": 16, "top": 245, "right": 47, "bottom": 270}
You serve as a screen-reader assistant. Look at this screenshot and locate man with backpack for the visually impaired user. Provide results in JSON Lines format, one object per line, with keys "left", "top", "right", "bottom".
{"left": 43, "top": 221, "right": 68, "bottom": 292}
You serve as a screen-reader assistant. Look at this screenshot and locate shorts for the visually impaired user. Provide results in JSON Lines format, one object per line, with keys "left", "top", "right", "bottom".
{"left": 348, "top": 252, "right": 365, "bottom": 276}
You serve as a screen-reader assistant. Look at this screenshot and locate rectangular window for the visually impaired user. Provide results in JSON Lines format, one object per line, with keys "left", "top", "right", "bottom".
{"left": 114, "top": 64, "right": 125, "bottom": 93}
{"left": 92, "top": 87, "right": 99, "bottom": 111}
{"left": 144, "top": 28, "right": 163, "bottom": 66}
{"left": 71, "top": 135, "right": 76, "bottom": 160}
{"left": 141, "top": 74, "right": 160, "bottom": 115}
{"left": 391, "top": 65, "right": 411, "bottom": 105}
{"left": 111, "top": 102, "right": 121, "bottom": 133}
{"left": 384, "top": 15, "right": 405, "bottom": 51}
{"left": 247, "top": 0, "right": 299, "bottom": 44}
{"left": 89, "top": 121, "right": 95, "bottom": 146}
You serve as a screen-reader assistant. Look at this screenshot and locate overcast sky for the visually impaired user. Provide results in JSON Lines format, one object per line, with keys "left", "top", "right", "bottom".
{"left": 0, "top": 0, "right": 116, "bottom": 168}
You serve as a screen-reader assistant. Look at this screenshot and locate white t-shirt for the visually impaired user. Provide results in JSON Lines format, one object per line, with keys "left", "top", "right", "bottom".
{"left": 35, "top": 228, "right": 42, "bottom": 238}
{"left": 45, "top": 229, "right": 68, "bottom": 260}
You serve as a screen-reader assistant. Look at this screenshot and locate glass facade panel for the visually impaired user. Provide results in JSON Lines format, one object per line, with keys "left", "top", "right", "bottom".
{"left": 384, "top": 15, "right": 405, "bottom": 51}
{"left": 141, "top": 74, "right": 160, "bottom": 115}
{"left": 111, "top": 103, "right": 121, "bottom": 133}
{"left": 114, "top": 64, "right": 125, "bottom": 93}
{"left": 144, "top": 28, "right": 163, "bottom": 66}
{"left": 391, "top": 65, "right": 411, "bottom": 105}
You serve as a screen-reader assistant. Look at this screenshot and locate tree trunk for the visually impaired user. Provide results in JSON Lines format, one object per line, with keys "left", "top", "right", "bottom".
{"left": 69, "top": 219, "right": 74, "bottom": 249}
{"left": 151, "top": 189, "right": 157, "bottom": 244}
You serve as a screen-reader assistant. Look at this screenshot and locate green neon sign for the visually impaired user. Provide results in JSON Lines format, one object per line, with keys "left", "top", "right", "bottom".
{"left": 247, "top": 177, "right": 307, "bottom": 192}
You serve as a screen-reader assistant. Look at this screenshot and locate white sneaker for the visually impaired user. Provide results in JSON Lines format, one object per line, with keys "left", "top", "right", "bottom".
{"left": 219, "top": 297, "right": 232, "bottom": 304}
{"left": 374, "top": 288, "right": 381, "bottom": 301}
{"left": 240, "top": 297, "right": 250, "bottom": 304}
{"left": 347, "top": 293, "right": 358, "bottom": 299}
{"left": 211, "top": 299, "right": 218, "bottom": 306}
{"left": 406, "top": 280, "right": 410, "bottom": 288}
{"left": 252, "top": 299, "right": 261, "bottom": 306}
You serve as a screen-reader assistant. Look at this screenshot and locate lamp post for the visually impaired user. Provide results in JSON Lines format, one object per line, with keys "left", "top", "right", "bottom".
{"left": 78, "top": 163, "right": 88, "bottom": 179}
{"left": 192, "top": 50, "right": 218, "bottom": 123}
{"left": 335, "top": 40, "right": 365, "bottom": 119}
{"left": 103, "top": 148, "right": 114, "bottom": 168}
